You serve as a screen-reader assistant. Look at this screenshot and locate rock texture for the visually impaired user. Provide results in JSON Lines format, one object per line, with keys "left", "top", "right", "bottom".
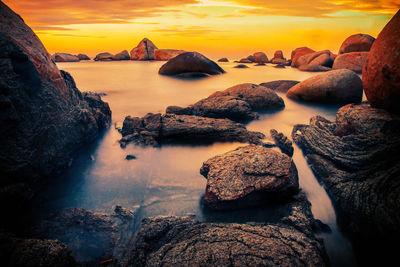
{"left": 292, "top": 103, "right": 400, "bottom": 264}
{"left": 166, "top": 83, "right": 284, "bottom": 122}
{"left": 53, "top": 53, "right": 79, "bottom": 62}
{"left": 154, "top": 49, "right": 185, "bottom": 61}
{"left": 362, "top": 10, "right": 400, "bottom": 114}
{"left": 200, "top": 145, "right": 299, "bottom": 210}
{"left": 298, "top": 64, "right": 331, "bottom": 72}
{"left": 286, "top": 69, "right": 363, "bottom": 103}
{"left": 94, "top": 52, "right": 113, "bottom": 61}
{"left": 339, "top": 33, "right": 375, "bottom": 54}
{"left": 159, "top": 52, "right": 224, "bottom": 76}
{"left": 122, "top": 194, "right": 329, "bottom": 266}
{"left": 130, "top": 38, "right": 158, "bottom": 60}
{"left": 253, "top": 52, "right": 268, "bottom": 63}
{"left": 218, "top": 57, "right": 229, "bottom": 62}
{"left": 270, "top": 129, "right": 294, "bottom": 157}
{"left": 291, "top": 47, "right": 315, "bottom": 67}
{"left": 119, "top": 113, "right": 265, "bottom": 147}
{"left": 77, "top": 53, "right": 90, "bottom": 60}
{"left": 259, "top": 80, "right": 299, "bottom": 93}
{"left": 112, "top": 50, "right": 130, "bottom": 60}
{"left": 332, "top": 52, "right": 368, "bottom": 73}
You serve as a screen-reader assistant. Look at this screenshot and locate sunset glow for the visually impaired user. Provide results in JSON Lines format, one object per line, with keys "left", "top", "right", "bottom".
{"left": 4, "top": 0, "right": 399, "bottom": 58}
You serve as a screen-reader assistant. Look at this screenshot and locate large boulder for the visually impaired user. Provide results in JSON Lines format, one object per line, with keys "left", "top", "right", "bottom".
{"left": 339, "top": 33, "right": 375, "bottom": 54}
{"left": 158, "top": 52, "right": 224, "bottom": 76}
{"left": 259, "top": 80, "right": 299, "bottom": 93}
{"left": 53, "top": 53, "right": 79, "bottom": 62}
{"left": 94, "top": 52, "right": 113, "bottom": 61}
{"left": 362, "top": 10, "right": 400, "bottom": 114}
{"left": 294, "top": 50, "right": 335, "bottom": 69}
{"left": 77, "top": 53, "right": 90, "bottom": 60}
{"left": 332, "top": 52, "right": 368, "bottom": 73}
{"left": 286, "top": 69, "right": 363, "bottom": 103}
{"left": 130, "top": 38, "right": 158, "bottom": 60}
{"left": 112, "top": 50, "right": 130, "bottom": 60}
{"left": 291, "top": 47, "right": 315, "bottom": 67}
{"left": 253, "top": 52, "right": 268, "bottom": 63}
{"left": 0, "top": 2, "right": 111, "bottom": 201}
{"left": 154, "top": 49, "right": 185, "bottom": 60}
{"left": 200, "top": 145, "right": 299, "bottom": 210}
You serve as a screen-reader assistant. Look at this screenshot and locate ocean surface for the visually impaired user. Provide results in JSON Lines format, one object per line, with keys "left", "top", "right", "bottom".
{"left": 36, "top": 60, "right": 357, "bottom": 266}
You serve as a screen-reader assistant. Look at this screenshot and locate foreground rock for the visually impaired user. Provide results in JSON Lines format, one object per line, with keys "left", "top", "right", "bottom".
{"left": 287, "top": 69, "right": 363, "bottom": 103}
{"left": 200, "top": 145, "right": 299, "bottom": 210}
{"left": 119, "top": 113, "right": 265, "bottom": 147}
{"left": 77, "top": 53, "right": 90, "bottom": 60}
{"left": 94, "top": 52, "right": 113, "bottom": 61}
{"left": 292, "top": 103, "right": 400, "bottom": 264}
{"left": 363, "top": 10, "right": 400, "bottom": 114}
{"left": 218, "top": 57, "right": 229, "bottom": 62}
{"left": 339, "top": 33, "right": 375, "bottom": 54}
{"left": 270, "top": 129, "right": 294, "bottom": 156}
{"left": 130, "top": 38, "right": 158, "bottom": 60}
{"left": 159, "top": 52, "right": 224, "bottom": 77}
{"left": 112, "top": 50, "right": 130, "bottom": 60}
{"left": 154, "top": 49, "right": 185, "bottom": 60}
{"left": 122, "top": 194, "right": 329, "bottom": 266}
{"left": 332, "top": 52, "right": 368, "bottom": 73}
{"left": 0, "top": 1, "right": 111, "bottom": 217}
{"left": 53, "top": 53, "right": 79, "bottom": 62}
{"left": 166, "top": 83, "right": 284, "bottom": 122}
{"left": 291, "top": 47, "right": 315, "bottom": 67}
{"left": 253, "top": 52, "right": 268, "bottom": 63}
{"left": 260, "top": 80, "right": 299, "bottom": 93}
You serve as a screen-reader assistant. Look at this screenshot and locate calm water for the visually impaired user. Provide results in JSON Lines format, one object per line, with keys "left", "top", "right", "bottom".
{"left": 37, "top": 60, "right": 356, "bottom": 266}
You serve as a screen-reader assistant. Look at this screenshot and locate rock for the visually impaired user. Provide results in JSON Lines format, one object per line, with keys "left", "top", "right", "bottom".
{"left": 119, "top": 113, "right": 265, "bottom": 147}
{"left": 312, "top": 219, "right": 332, "bottom": 233}
{"left": 159, "top": 52, "right": 224, "bottom": 76}
{"left": 286, "top": 69, "right": 363, "bottom": 103}
{"left": 332, "top": 52, "right": 368, "bottom": 73}
{"left": 217, "top": 57, "right": 229, "bottom": 62}
{"left": 0, "top": 1, "right": 111, "bottom": 208}
{"left": 130, "top": 38, "right": 158, "bottom": 60}
{"left": 362, "top": 10, "right": 400, "bottom": 114}
{"left": 175, "top": 72, "right": 210, "bottom": 79}
{"left": 270, "top": 129, "right": 294, "bottom": 157}
{"left": 271, "top": 50, "right": 289, "bottom": 65}
{"left": 247, "top": 55, "right": 255, "bottom": 62}
{"left": 112, "top": 50, "right": 130, "bottom": 60}
{"left": 238, "top": 58, "right": 253, "bottom": 63}
{"left": 255, "top": 62, "right": 266, "bottom": 66}
{"left": 253, "top": 52, "right": 268, "bottom": 63}
{"left": 165, "top": 105, "right": 193, "bottom": 115}
{"left": 154, "top": 49, "right": 185, "bottom": 60}
{"left": 292, "top": 103, "right": 400, "bottom": 264}
{"left": 271, "top": 58, "right": 287, "bottom": 64}
{"left": 200, "top": 145, "right": 299, "bottom": 210}
{"left": 298, "top": 64, "right": 331, "bottom": 72}
{"left": 53, "top": 53, "right": 79, "bottom": 62}
{"left": 274, "top": 50, "right": 284, "bottom": 60}
{"left": 122, "top": 194, "right": 329, "bottom": 266}
{"left": 125, "top": 154, "right": 136, "bottom": 160}
{"left": 339, "top": 33, "right": 375, "bottom": 54}
{"left": 94, "top": 52, "right": 113, "bottom": 61}
{"left": 259, "top": 80, "right": 299, "bottom": 93}
{"left": 274, "top": 63, "right": 286, "bottom": 68}
{"left": 234, "top": 64, "right": 249, "bottom": 68}
{"left": 291, "top": 47, "right": 315, "bottom": 67}
{"left": 77, "top": 53, "right": 90, "bottom": 60}
{"left": 295, "top": 50, "right": 335, "bottom": 69}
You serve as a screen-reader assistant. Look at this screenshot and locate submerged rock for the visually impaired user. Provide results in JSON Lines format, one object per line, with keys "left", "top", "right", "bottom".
{"left": 53, "top": 53, "right": 79, "bottom": 62}
{"left": 339, "top": 33, "right": 375, "bottom": 54}
{"left": 94, "top": 52, "right": 113, "bottom": 61}
{"left": 270, "top": 129, "right": 294, "bottom": 157}
{"left": 200, "top": 145, "right": 299, "bottom": 210}
{"left": 259, "top": 80, "right": 299, "bottom": 93}
{"left": 218, "top": 57, "right": 229, "bottom": 62}
{"left": 159, "top": 52, "right": 224, "bottom": 76}
{"left": 154, "top": 49, "right": 185, "bottom": 60}
{"left": 234, "top": 64, "right": 249, "bottom": 68}
{"left": 130, "top": 38, "right": 158, "bottom": 60}
{"left": 112, "top": 50, "right": 130, "bottom": 60}
{"left": 332, "top": 52, "right": 368, "bottom": 73}
{"left": 238, "top": 58, "right": 253, "bottom": 63}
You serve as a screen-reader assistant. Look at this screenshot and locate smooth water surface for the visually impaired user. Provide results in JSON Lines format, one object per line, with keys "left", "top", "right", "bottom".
{"left": 37, "top": 60, "right": 356, "bottom": 266}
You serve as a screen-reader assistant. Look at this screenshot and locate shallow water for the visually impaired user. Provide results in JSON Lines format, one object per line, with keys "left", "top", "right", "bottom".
{"left": 37, "top": 60, "right": 356, "bottom": 266}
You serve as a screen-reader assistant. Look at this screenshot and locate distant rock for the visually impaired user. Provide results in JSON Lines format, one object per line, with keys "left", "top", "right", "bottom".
{"left": 234, "top": 64, "right": 249, "bottom": 68}
{"left": 270, "top": 129, "right": 294, "bottom": 157}
{"left": 94, "top": 52, "right": 113, "bottom": 61}
{"left": 295, "top": 50, "right": 335, "bottom": 69}
{"left": 339, "top": 33, "right": 375, "bottom": 54}
{"left": 291, "top": 47, "right": 315, "bottom": 67}
{"left": 247, "top": 55, "right": 255, "bottom": 62}
{"left": 112, "top": 50, "right": 130, "bottom": 60}
{"left": 53, "top": 53, "right": 79, "bottom": 62}
{"left": 218, "top": 57, "right": 229, "bottom": 62}
{"left": 298, "top": 64, "right": 331, "bottom": 72}
{"left": 273, "top": 50, "right": 284, "bottom": 60}
{"left": 200, "top": 145, "right": 299, "bottom": 210}
{"left": 130, "top": 38, "right": 158, "bottom": 60}
{"left": 259, "top": 80, "right": 299, "bottom": 93}
{"left": 77, "top": 53, "right": 90, "bottom": 60}
{"left": 363, "top": 10, "right": 400, "bottom": 114}
{"left": 274, "top": 64, "right": 286, "bottom": 68}
{"left": 158, "top": 52, "right": 224, "bottom": 77}
{"left": 271, "top": 50, "right": 289, "bottom": 65}
{"left": 286, "top": 69, "right": 363, "bottom": 103}
{"left": 154, "top": 49, "right": 185, "bottom": 60}
{"left": 255, "top": 62, "right": 266, "bottom": 66}
{"left": 332, "top": 52, "right": 368, "bottom": 73}
{"left": 238, "top": 58, "right": 253, "bottom": 63}
{"left": 253, "top": 52, "right": 268, "bottom": 63}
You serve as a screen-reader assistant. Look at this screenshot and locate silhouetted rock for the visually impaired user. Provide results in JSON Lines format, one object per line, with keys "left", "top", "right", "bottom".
{"left": 130, "top": 38, "right": 158, "bottom": 60}
{"left": 270, "top": 129, "right": 294, "bottom": 157}
{"left": 287, "top": 69, "right": 363, "bottom": 103}
{"left": 234, "top": 64, "right": 249, "bottom": 68}
{"left": 332, "top": 52, "right": 368, "bottom": 73}
{"left": 154, "top": 49, "right": 185, "bottom": 60}
{"left": 112, "top": 50, "right": 130, "bottom": 60}
{"left": 77, "top": 53, "right": 90, "bottom": 60}
{"left": 218, "top": 57, "right": 229, "bottom": 62}
{"left": 94, "top": 52, "right": 113, "bottom": 61}
{"left": 53, "top": 53, "right": 79, "bottom": 62}
{"left": 159, "top": 52, "right": 224, "bottom": 76}
{"left": 363, "top": 10, "right": 400, "bottom": 114}
{"left": 339, "top": 33, "right": 375, "bottom": 54}
{"left": 291, "top": 47, "right": 315, "bottom": 67}
{"left": 259, "top": 80, "right": 299, "bottom": 93}
{"left": 253, "top": 52, "right": 268, "bottom": 63}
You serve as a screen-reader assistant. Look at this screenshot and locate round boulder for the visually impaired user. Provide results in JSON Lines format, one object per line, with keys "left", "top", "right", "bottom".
{"left": 332, "top": 52, "right": 368, "bottom": 73}
{"left": 286, "top": 69, "right": 363, "bottom": 103}
{"left": 339, "top": 33, "right": 375, "bottom": 54}
{"left": 94, "top": 52, "right": 113, "bottom": 61}
{"left": 291, "top": 47, "right": 315, "bottom": 67}
{"left": 363, "top": 10, "right": 400, "bottom": 114}
{"left": 253, "top": 52, "right": 268, "bottom": 63}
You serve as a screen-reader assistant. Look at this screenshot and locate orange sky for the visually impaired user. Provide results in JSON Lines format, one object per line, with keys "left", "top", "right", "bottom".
{"left": 3, "top": 0, "right": 399, "bottom": 58}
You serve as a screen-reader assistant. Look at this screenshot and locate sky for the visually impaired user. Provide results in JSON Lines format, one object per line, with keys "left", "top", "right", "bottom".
{"left": 3, "top": 0, "right": 399, "bottom": 59}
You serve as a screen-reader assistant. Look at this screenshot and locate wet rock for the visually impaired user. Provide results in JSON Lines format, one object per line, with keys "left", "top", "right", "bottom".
{"left": 332, "top": 52, "right": 368, "bottom": 73}
{"left": 339, "top": 33, "right": 375, "bottom": 54}
{"left": 94, "top": 52, "right": 113, "bottom": 61}
{"left": 154, "top": 49, "right": 185, "bottom": 60}
{"left": 253, "top": 52, "right": 268, "bottom": 63}
{"left": 363, "top": 10, "right": 400, "bottom": 114}
{"left": 291, "top": 47, "right": 315, "bottom": 67}
{"left": 159, "top": 52, "right": 224, "bottom": 76}
{"left": 259, "top": 80, "right": 299, "bottom": 93}
{"left": 270, "top": 129, "right": 294, "bottom": 157}
{"left": 125, "top": 155, "right": 137, "bottom": 160}
{"left": 295, "top": 50, "right": 335, "bottom": 69}
{"left": 53, "top": 53, "right": 79, "bottom": 62}
{"left": 234, "top": 64, "right": 249, "bottom": 68}
{"left": 119, "top": 113, "right": 265, "bottom": 147}
{"left": 218, "top": 57, "right": 229, "bottom": 62}
{"left": 200, "top": 145, "right": 299, "bottom": 210}
{"left": 286, "top": 69, "right": 363, "bottom": 104}
{"left": 112, "top": 50, "right": 130, "bottom": 60}
{"left": 122, "top": 193, "right": 329, "bottom": 266}
{"left": 292, "top": 103, "right": 400, "bottom": 262}
{"left": 130, "top": 38, "right": 158, "bottom": 60}
{"left": 77, "top": 53, "right": 90, "bottom": 60}
{"left": 312, "top": 219, "right": 332, "bottom": 233}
